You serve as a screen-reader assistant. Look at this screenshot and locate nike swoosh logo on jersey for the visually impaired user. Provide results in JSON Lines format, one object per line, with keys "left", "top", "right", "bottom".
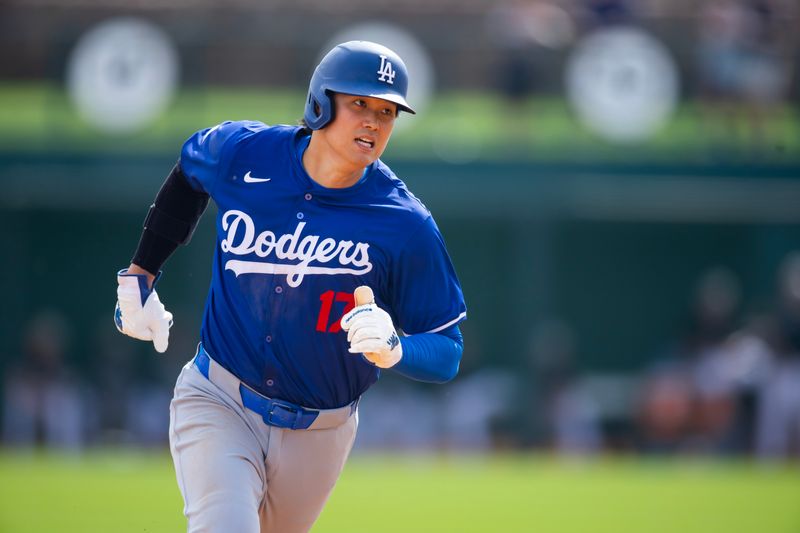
{"left": 243, "top": 171, "right": 271, "bottom": 183}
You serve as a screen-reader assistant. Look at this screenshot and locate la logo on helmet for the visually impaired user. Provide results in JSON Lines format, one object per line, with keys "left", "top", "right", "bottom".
{"left": 377, "top": 55, "right": 396, "bottom": 85}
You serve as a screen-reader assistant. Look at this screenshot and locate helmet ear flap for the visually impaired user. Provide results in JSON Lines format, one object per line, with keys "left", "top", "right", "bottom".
{"left": 307, "top": 93, "right": 321, "bottom": 120}
{"left": 321, "top": 90, "right": 335, "bottom": 126}
{"left": 305, "top": 89, "right": 335, "bottom": 129}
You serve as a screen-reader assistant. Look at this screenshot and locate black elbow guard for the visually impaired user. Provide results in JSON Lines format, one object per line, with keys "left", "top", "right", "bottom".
{"left": 144, "top": 164, "right": 210, "bottom": 245}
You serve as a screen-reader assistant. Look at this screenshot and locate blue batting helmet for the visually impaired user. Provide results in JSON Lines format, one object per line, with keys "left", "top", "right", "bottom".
{"left": 304, "top": 40, "right": 415, "bottom": 130}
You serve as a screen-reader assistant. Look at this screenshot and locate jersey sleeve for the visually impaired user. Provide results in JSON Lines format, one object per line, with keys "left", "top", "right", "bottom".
{"left": 179, "top": 120, "right": 260, "bottom": 195}
{"left": 389, "top": 216, "right": 467, "bottom": 335}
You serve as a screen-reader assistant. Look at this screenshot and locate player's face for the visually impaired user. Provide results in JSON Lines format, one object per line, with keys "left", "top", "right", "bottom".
{"left": 322, "top": 93, "right": 397, "bottom": 169}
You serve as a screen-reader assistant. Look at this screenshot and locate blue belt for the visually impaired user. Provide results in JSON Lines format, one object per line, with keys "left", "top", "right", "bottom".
{"left": 194, "top": 347, "right": 320, "bottom": 430}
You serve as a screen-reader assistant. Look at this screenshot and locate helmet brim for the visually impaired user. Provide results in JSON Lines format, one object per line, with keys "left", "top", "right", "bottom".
{"left": 327, "top": 86, "right": 416, "bottom": 115}
{"left": 366, "top": 92, "right": 416, "bottom": 115}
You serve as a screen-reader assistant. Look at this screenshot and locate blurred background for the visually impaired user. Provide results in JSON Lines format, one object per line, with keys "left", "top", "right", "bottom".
{"left": 0, "top": 1, "right": 799, "bottom": 529}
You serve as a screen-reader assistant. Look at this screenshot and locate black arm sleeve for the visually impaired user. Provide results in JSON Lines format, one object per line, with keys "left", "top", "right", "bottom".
{"left": 131, "top": 164, "right": 210, "bottom": 274}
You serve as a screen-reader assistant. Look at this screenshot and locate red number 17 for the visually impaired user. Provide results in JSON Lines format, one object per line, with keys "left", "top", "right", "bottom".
{"left": 316, "top": 290, "right": 355, "bottom": 333}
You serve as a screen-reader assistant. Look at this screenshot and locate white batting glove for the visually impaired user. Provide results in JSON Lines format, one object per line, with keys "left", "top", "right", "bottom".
{"left": 114, "top": 269, "right": 173, "bottom": 353}
{"left": 341, "top": 303, "right": 403, "bottom": 369}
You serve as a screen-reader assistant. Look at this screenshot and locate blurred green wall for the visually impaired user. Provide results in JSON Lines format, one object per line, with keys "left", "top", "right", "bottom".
{"left": 2, "top": 154, "right": 799, "bottom": 378}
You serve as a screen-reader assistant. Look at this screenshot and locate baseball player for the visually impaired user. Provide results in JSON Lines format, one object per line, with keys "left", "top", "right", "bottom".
{"left": 114, "top": 41, "right": 466, "bottom": 533}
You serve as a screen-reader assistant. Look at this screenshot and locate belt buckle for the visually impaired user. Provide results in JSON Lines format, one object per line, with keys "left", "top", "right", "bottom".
{"left": 266, "top": 400, "right": 301, "bottom": 429}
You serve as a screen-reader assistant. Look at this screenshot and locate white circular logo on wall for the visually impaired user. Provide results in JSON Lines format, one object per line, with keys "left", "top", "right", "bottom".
{"left": 67, "top": 18, "right": 179, "bottom": 134}
{"left": 566, "top": 27, "right": 678, "bottom": 143}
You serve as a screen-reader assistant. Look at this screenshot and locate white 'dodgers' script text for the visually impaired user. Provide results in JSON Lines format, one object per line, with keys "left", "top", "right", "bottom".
{"left": 220, "top": 210, "right": 372, "bottom": 287}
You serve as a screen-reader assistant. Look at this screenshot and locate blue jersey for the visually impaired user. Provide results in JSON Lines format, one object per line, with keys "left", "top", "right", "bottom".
{"left": 180, "top": 121, "right": 466, "bottom": 409}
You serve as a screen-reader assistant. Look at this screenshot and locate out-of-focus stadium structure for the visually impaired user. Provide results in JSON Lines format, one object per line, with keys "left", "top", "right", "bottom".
{"left": 1, "top": 0, "right": 800, "bottom": 458}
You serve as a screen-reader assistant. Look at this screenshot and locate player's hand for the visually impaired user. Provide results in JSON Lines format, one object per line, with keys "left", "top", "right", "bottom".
{"left": 340, "top": 286, "right": 402, "bottom": 369}
{"left": 114, "top": 269, "right": 174, "bottom": 353}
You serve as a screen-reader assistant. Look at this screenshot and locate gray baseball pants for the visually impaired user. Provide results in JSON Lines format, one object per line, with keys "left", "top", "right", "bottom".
{"left": 169, "top": 356, "right": 358, "bottom": 533}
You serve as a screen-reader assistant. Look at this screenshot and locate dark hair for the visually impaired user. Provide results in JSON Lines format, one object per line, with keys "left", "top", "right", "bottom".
{"left": 297, "top": 118, "right": 313, "bottom": 136}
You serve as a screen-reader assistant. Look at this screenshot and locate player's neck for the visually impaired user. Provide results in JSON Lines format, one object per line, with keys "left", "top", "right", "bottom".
{"left": 303, "top": 135, "right": 365, "bottom": 189}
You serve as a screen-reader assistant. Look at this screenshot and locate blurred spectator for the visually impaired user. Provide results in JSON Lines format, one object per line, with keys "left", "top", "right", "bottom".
{"left": 433, "top": 325, "right": 516, "bottom": 450}
{"left": 579, "top": 0, "right": 635, "bottom": 29}
{"left": 637, "top": 368, "right": 694, "bottom": 453}
{"left": 690, "top": 329, "right": 772, "bottom": 454}
{"left": 367, "top": 322, "right": 513, "bottom": 451}
{"left": 89, "top": 317, "right": 138, "bottom": 444}
{"left": 125, "top": 382, "right": 173, "bottom": 446}
{"left": 124, "top": 310, "right": 193, "bottom": 446}
{"left": 637, "top": 267, "right": 747, "bottom": 454}
{"left": 486, "top": 0, "right": 576, "bottom": 99}
{"left": 695, "top": 0, "right": 795, "bottom": 155}
{"left": 532, "top": 320, "right": 602, "bottom": 455}
{"left": 441, "top": 367, "right": 518, "bottom": 451}
{"left": 353, "top": 378, "right": 441, "bottom": 451}
{"left": 89, "top": 313, "right": 189, "bottom": 447}
{"left": 486, "top": 0, "right": 541, "bottom": 103}
{"left": 485, "top": 0, "right": 576, "bottom": 142}
{"left": 755, "top": 252, "right": 800, "bottom": 459}
{"left": 495, "top": 318, "right": 602, "bottom": 454}
{"left": 689, "top": 268, "right": 768, "bottom": 453}
{"left": 2, "top": 310, "right": 89, "bottom": 449}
